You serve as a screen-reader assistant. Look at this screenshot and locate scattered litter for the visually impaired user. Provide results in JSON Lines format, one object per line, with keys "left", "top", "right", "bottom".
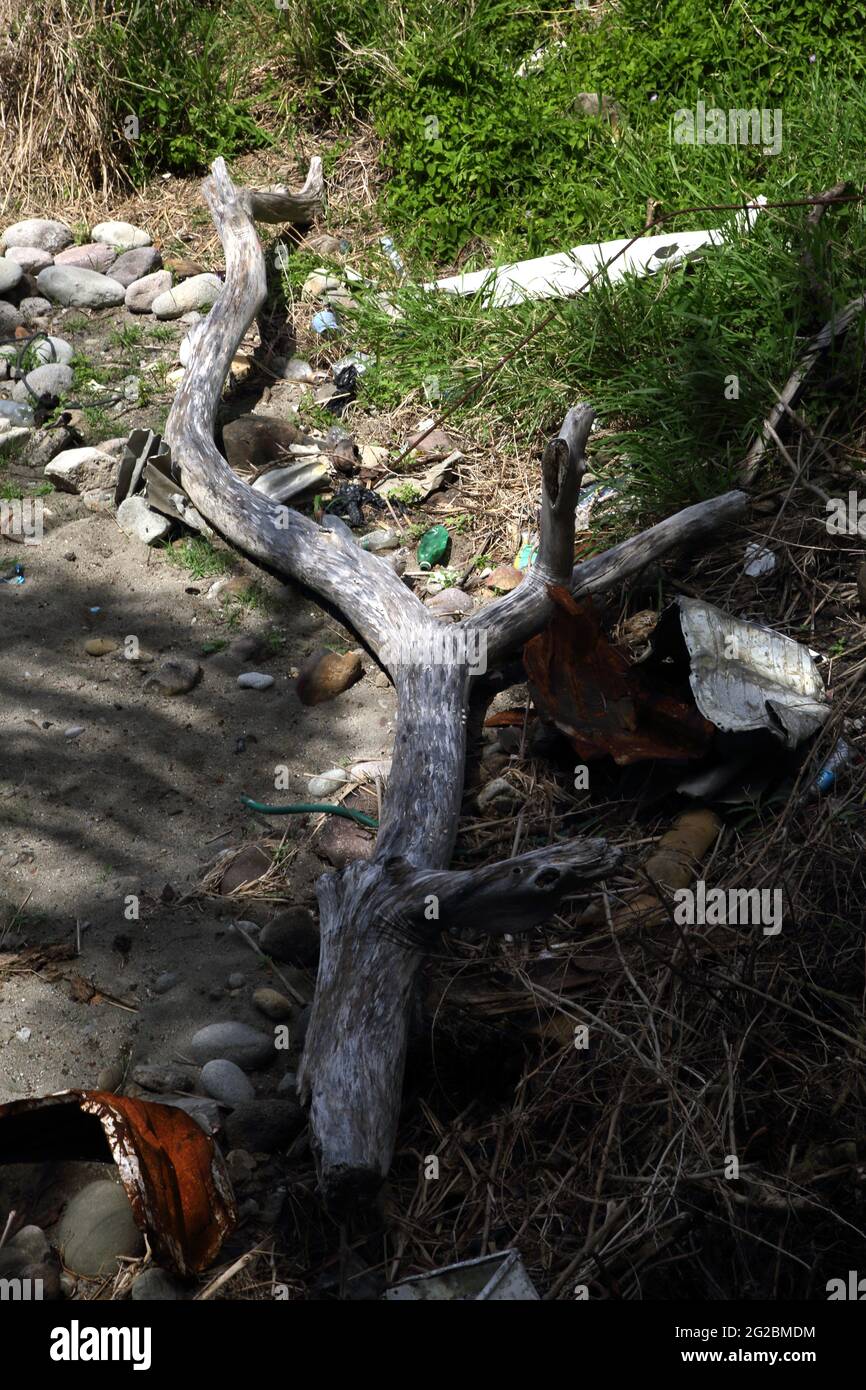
{"left": 359, "top": 528, "right": 401, "bottom": 552}
{"left": 251, "top": 458, "right": 330, "bottom": 504}
{"left": 328, "top": 362, "right": 359, "bottom": 413}
{"left": 0, "top": 563, "right": 25, "bottom": 585}
{"left": 324, "top": 482, "right": 388, "bottom": 526}
{"left": 384, "top": 1248, "right": 539, "bottom": 1301}
{"left": 515, "top": 533, "right": 538, "bottom": 570}
{"left": 429, "top": 199, "right": 766, "bottom": 307}
{"left": 743, "top": 542, "right": 777, "bottom": 577}
{"left": 524, "top": 588, "right": 714, "bottom": 764}
{"left": 331, "top": 351, "right": 373, "bottom": 376}
{"left": 240, "top": 793, "right": 378, "bottom": 829}
{"left": 114, "top": 426, "right": 215, "bottom": 537}
{"left": 311, "top": 308, "right": 340, "bottom": 334}
{"left": 376, "top": 456, "right": 455, "bottom": 502}
{"left": 810, "top": 738, "right": 858, "bottom": 797}
{"left": 658, "top": 597, "right": 829, "bottom": 748}
{"left": 515, "top": 40, "right": 566, "bottom": 78}
{"left": 417, "top": 524, "right": 450, "bottom": 571}
{"left": 0, "top": 1089, "right": 236, "bottom": 1275}
{"left": 379, "top": 236, "right": 406, "bottom": 275}
{"left": 575, "top": 481, "right": 617, "bottom": 530}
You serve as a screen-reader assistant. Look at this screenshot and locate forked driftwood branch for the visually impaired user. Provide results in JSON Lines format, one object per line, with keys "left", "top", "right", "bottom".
{"left": 237, "top": 155, "right": 324, "bottom": 226}
{"left": 166, "top": 158, "right": 748, "bottom": 1210}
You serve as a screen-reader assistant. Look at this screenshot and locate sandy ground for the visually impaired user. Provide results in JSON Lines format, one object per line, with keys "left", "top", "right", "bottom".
{"left": 0, "top": 353, "right": 397, "bottom": 1109}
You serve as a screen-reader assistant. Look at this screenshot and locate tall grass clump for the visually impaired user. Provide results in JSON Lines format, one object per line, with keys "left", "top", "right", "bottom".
{"left": 0, "top": 0, "right": 273, "bottom": 211}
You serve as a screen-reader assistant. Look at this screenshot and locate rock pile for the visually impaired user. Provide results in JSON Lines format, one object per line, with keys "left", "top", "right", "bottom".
{"left": 0, "top": 214, "right": 223, "bottom": 325}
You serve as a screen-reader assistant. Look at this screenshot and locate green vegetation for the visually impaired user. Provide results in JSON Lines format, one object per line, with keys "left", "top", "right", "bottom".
{"left": 280, "top": 0, "right": 866, "bottom": 262}
{"left": 84, "top": 0, "right": 271, "bottom": 177}
{"left": 7, "top": 0, "right": 865, "bottom": 524}
{"left": 161, "top": 536, "right": 234, "bottom": 579}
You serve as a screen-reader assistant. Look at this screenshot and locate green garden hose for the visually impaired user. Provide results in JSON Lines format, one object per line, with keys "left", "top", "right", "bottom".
{"left": 240, "top": 794, "right": 378, "bottom": 829}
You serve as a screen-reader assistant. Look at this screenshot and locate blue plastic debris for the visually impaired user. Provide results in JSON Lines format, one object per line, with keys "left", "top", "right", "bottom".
{"left": 812, "top": 739, "right": 857, "bottom": 795}
{"left": 311, "top": 309, "right": 340, "bottom": 334}
{"left": 0, "top": 563, "right": 24, "bottom": 585}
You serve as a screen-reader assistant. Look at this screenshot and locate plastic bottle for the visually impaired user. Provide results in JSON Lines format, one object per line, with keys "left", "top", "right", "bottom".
{"left": 811, "top": 739, "right": 857, "bottom": 795}
{"left": 417, "top": 524, "right": 449, "bottom": 571}
{"left": 360, "top": 528, "right": 401, "bottom": 552}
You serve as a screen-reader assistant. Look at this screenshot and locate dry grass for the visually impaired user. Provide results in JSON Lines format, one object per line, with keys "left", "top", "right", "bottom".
{"left": 0, "top": 0, "right": 121, "bottom": 215}
{"left": 186, "top": 436, "right": 866, "bottom": 1299}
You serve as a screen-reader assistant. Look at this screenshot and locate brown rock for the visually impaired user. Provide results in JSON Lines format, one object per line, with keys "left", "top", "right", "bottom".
{"left": 143, "top": 657, "right": 201, "bottom": 696}
{"left": 208, "top": 576, "right": 248, "bottom": 608}
{"left": 296, "top": 648, "right": 363, "bottom": 705}
{"left": 164, "top": 256, "right": 207, "bottom": 280}
{"left": 327, "top": 435, "right": 359, "bottom": 475}
{"left": 575, "top": 92, "right": 621, "bottom": 126}
{"left": 212, "top": 634, "right": 262, "bottom": 670}
{"left": 54, "top": 242, "right": 117, "bottom": 274}
{"left": 406, "top": 427, "right": 454, "bottom": 456}
{"left": 131, "top": 1063, "right": 198, "bottom": 1094}
{"left": 260, "top": 907, "right": 320, "bottom": 967}
{"left": 487, "top": 564, "right": 523, "bottom": 593}
{"left": 81, "top": 488, "right": 116, "bottom": 514}
{"left": 84, "top": 637, "right": 118, "bottom": 656}
{"left": 300, "top": 234, "right": 345, "bottom": 259}
{"left": 427, "top": 588, "right": 473, "bottom": 619}
{"left": 222, "top": 414, "right": 314, "bottom": 474}
{"left": 252, "top": 987, "right": 293, "bottom": 1022}
{"left": 220, "top": 845, "right": 272, "bottom": 895}
{"left": 316, "top": 817, "right": 375, "bottom": 870}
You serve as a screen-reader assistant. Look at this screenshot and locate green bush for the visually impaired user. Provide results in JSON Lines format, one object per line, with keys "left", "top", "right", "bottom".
{"left": 84, "top": 0, "right": 270, "bottom": 178}
{"left": 282, "top": 0, "right": 866, "bottom": 264}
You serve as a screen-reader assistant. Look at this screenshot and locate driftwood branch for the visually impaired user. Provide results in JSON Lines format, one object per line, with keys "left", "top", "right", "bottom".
{"left": 236, "top": 156, "right": 324, "bottom": 226}
{"left": 166, "top": 157, "right": 750, "bottom": 1211}
{"left": 739, "top": 292, "right": 866, "bottom": 484}
{"left": 387, "top": 838, "right": 622, "bottom": 941}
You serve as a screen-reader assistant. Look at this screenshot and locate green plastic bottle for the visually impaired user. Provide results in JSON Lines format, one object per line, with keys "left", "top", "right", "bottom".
{"left": 417, "top": 524, "right": 449, "bottom": 571}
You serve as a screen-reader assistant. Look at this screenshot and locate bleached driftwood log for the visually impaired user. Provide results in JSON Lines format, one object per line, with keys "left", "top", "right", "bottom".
{"left": 165, "top": 158, "right": 748, "bottom": 1210}
{"left": 237, "top": 155, "right": 324, "bottom": 226}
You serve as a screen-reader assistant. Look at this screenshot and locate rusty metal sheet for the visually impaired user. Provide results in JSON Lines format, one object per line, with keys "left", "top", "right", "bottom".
{"left": 524, "top": 587, "right": 714, "bottom": 765}
{"left": 0, "top": 1090, "right": 236, "bottom": 1275}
